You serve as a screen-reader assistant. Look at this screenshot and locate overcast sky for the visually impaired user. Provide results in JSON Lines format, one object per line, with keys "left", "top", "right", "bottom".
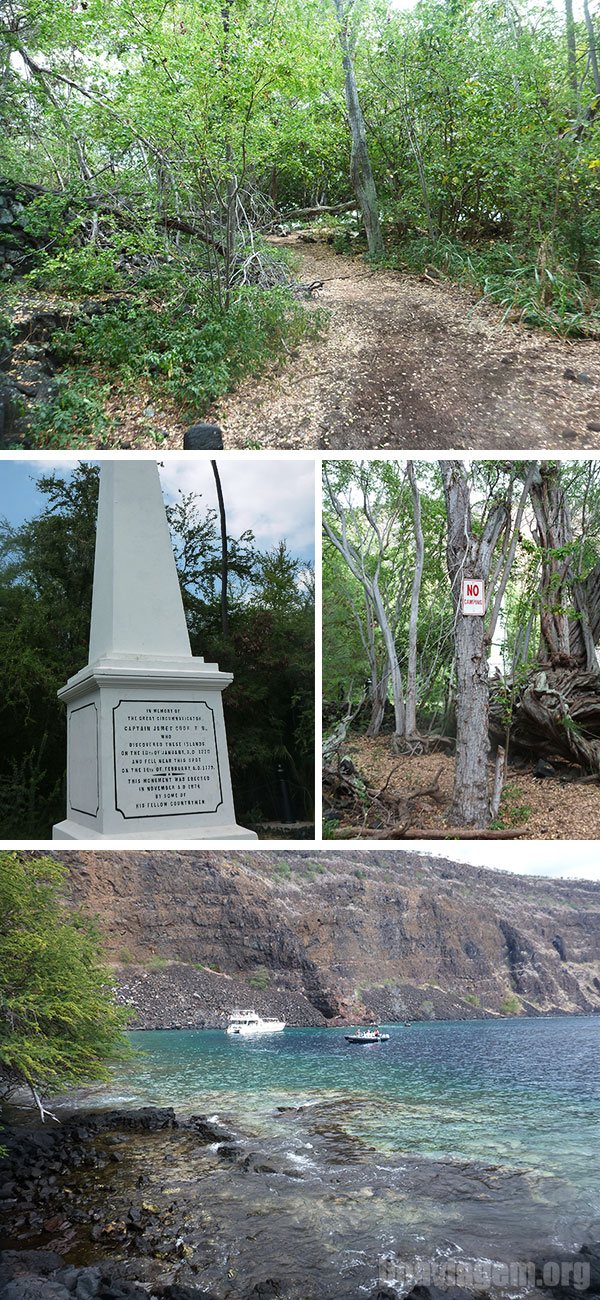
{"left": 411, "top": 842, "right": 600, "bottom": 881}
{"left": 0, "top": 456, "right": 315, "bottom": 565}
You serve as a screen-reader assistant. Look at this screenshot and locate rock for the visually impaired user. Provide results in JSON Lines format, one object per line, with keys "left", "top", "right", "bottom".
{"left": 183, "top": 424, "right": 224, "bottom": 450}
{"left": 74, "top": 1270, "right": 102, "bottom": 1300}
{"left": 52, "top": 1271, "right": 80, "bottom": 1294}
{"left": 245, "top": 1284, "right": 281, "bottom": 1300}
{"left": 403, "top": 1287, "right": 484, "bottom": 1300}
{"left": 563, "top": 368, "right": 594, "bottom": 385}
{"left": 587, "top": 422, "right": 600, "bottom": 432}
{"left": 0, "top": 376, "right": 22, "bottom": 444}
{"left": 0, "top": 1280, "right": 72, "bottom": 1300}
{"left": 534, "top": 1243, "right": 600, "bottom": 1297}
{"left": 159, "top": 1288, "right": 220, "bottom": 1300}
{"left": 534, "top": 758, "right": 556, "bottom": 779}
{"left": 188, "top": 1117, "right": 234, "bottom": 1144}
{"left": 561, "top": 429, "right": 578, "bottom": 439}
{"left": 0, "top": 1258, "right": 64, "bottom": 1288}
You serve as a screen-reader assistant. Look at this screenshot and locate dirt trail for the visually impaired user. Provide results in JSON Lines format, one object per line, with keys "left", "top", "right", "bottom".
{"left": 211, "top": 237, "right": 600, "bottom": 450}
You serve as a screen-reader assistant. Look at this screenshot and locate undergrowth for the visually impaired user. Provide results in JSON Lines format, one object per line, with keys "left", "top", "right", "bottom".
{"left": 19, "top": 240, "right": 321, "bottom": 446}
{"left": 392, "top": 235, "right": 600, "bottom": 338}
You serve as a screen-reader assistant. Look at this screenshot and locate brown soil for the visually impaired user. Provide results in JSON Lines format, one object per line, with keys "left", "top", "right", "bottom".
{"left": 212, "top": 236, "right": 600, "bottom": 450}
{"left": 331, "top": 735, "right": 600, "bottom": 839}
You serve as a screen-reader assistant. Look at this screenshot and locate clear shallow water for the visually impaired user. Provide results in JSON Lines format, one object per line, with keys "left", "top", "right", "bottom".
{"left": 56, "top": 1018, "right": 600, "bottom": 1295}
{"left": 89, "top": 1016, "right": 599, "bottom": 1195}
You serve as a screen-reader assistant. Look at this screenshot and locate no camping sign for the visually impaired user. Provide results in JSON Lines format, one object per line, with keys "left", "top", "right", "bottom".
{"left": 461, "top": 578, "right": 485, "bottom": 616}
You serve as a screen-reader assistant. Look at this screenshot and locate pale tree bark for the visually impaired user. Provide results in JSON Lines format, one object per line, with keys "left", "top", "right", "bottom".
{"left": 529, "top": 461, "right": 600, "bottom": 672}
{"left": 332, "top": 0, "right": 384, "bottom": 257}
{"left": 529, "top": 462, "right": 575, "bottom": 666}
{"left": 441, "top": 462, "right": 509, "bottom": 827}
{"left": 346, "top": 590, "right": 389, "bottom": 736}
{"left": 487, "top": 462, "right": 538, "bottom": 645}
{"left": 323, "top": 471, "right": 405, "bottom": 735}
{"left": 583, "top": 0, "right": 600, "bottom": 98}
{"left": 565, "top": 0, "right": 579, "bottom": 100}
{"left": 405, "top": 462, "right": 424, "bottom": 738}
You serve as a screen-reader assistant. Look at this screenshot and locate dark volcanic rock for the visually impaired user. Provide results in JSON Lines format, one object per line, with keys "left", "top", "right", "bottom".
{"left": 44, "top": 849, "right": 600, "bottom": 1026}
{"left": 182, "top": 424, "right": 223, "bottom": 450}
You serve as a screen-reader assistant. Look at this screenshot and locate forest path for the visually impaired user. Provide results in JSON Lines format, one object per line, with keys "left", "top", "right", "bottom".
{"left": 212, "top": 237, "right": 600, "bottom": 450}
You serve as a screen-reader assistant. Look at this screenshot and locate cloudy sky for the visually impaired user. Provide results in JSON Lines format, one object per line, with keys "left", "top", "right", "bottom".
{"left": 0, "top": 455, "right": 315, "bottom": 565}
{"left": 411, "top": 842, "right": 600, "bottom": 881}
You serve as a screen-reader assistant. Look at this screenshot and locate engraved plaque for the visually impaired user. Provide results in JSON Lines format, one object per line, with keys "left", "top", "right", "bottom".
{"left": 113, "top": 699, "right": 223, "bottom": 819}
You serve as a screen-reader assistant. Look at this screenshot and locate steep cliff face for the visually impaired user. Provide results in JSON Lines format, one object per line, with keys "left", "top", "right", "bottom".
{"left": 51, "top": 849, "right": 600, "bottom": 1024}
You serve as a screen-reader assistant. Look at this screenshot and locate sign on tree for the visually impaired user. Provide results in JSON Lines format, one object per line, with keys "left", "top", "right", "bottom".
{"left": 461, "top": 578, "right": 485, "bottom": 616}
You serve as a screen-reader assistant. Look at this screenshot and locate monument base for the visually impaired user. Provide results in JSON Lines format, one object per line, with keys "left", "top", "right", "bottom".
{"left": 52, "top": 819, "right": 257, "bottom": 841}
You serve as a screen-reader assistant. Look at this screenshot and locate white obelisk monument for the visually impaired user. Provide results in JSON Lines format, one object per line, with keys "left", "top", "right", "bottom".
{"left": 53, "top": 461, "right": 256, "bottom": 839}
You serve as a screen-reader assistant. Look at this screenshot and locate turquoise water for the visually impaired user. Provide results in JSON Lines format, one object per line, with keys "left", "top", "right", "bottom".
{"left": 58, "top": 1018, "right": 600, "bottom": 1294}
{"left": 91, "top": 1016, "right": 600, "bottom": 1198}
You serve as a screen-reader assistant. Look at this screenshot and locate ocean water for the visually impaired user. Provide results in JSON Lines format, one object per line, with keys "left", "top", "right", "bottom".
{"left": 62, "top": 1017, "right": 600, "bottom": 1292}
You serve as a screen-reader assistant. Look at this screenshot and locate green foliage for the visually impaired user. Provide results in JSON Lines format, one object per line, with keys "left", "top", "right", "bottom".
{"left": 272, "top": 861, "right": 292, "bottom": 880}
{"left": 0, "top": 853, "right": 130, "bottom": 1107}
{"left": 25, "top": 371, "right": 113, "bottom": 449}
{"left": 464, "top": 993, "right": 481, "bottom": 1007}
{"left": 500, "top": 993, "right": 522, "bottom": 1015}
{"left": 49, "top": 275, "right": 319, "bottom": 417}
{"left": 145, "top": 955, "right": 169, "bottom": 971}
{"left": 28, "top": 246, "right": 124, "bottom": 296}
{"left": 248, "top": 965, "right": 271, "bottom": 990}
{"left": 491, "top": 783, "right": 531, "bottom": 830}
{"left": 394, "top": 237, "right": 600, "bottom": 338}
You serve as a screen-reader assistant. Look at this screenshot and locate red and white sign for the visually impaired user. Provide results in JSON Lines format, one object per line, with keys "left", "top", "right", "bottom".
{"left": 461, "top": 578, "right": 485, "bottom": 616}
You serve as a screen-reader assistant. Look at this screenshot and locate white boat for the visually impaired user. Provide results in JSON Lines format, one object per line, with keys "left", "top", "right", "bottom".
{"left": 226, "top": 1009, "right": 286, "bottom": 1035}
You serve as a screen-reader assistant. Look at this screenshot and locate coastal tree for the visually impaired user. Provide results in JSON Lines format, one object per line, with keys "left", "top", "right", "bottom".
{"left": 0, "top": 852, "right": 129, "bottom": 1121}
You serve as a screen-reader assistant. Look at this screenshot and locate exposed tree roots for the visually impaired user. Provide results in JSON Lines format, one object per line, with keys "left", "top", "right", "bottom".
{"left": 491, "top": 668, "right": 600, "bottom": 773}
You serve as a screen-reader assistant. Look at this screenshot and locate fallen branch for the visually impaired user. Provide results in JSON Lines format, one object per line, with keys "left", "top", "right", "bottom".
{"left": 331, "top": 827, "right": 527, "bottom": 840}
{"left": 280, "top": 200, "right": 357, "bottom": 221}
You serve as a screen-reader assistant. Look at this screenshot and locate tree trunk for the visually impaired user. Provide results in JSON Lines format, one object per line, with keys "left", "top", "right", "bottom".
{"left": 565, "top": 0, "right": 579, "bottom": 100}
{"left": 366, "top": 663, "right": 389, "bottom": 736}
{"left": 405, "top": 462, "right": 424, "bottom": 737}
{"left": 332, "top": 0, "right": 384, "bottom": 257}
{"left": 583, "top": 0, "right": 600, "bottom": 96}
{"left": 211, "top": 460, "right": 229, "bottom": 639}
{"left": 441, "top": 462, "right": 508, "bottom": 827}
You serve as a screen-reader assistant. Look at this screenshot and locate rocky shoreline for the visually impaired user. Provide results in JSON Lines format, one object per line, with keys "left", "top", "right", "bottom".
{"left": 1, "top": 1108, "right": 599, "bottom": 1300}
{"left": 113, "top": 962, "right": 597, "bottom": 1031}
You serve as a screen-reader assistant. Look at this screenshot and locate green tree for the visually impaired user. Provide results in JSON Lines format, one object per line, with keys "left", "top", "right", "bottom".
{"left": 0, "top": 852, "right": 129, "bottom": 1120}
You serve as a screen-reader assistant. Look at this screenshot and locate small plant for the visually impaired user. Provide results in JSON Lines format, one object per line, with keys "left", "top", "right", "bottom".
{"left": 26, "top": 371, "right": 113, "bottom": 448}
{"left": 491, "top": 782, "right": 531, "bottom": 830}
{"left": 146, "top": 955, "right": 169, "bottom": 971}
{"left": 464, "top": 993, "right": 481, "bottom": 1007}
{"left": 322, "top": 817, "right": 340, "bottom": 839}
{"left": 273, "top": 861, "right": 291, "bottom": 880}
{"left": 118, "top": 947, "right": 135, "bottom": 965}
{"left": 248, "top": 965, "right": 271, "bottom": 990}
{"left": 501, "top": 993, "right": 522, "bottom": 1016}
{"left": 27, "top": 245, "right": 124, "bottom": 296}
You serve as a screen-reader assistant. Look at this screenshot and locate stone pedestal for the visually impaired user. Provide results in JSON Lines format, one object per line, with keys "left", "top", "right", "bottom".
{"left": 53, "top": 462, "right": 256, "bottom": 840}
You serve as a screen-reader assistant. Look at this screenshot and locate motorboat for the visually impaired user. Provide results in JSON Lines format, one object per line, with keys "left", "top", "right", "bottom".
{"left": 226, "top": 1009, "right": 286, "bottom": 1035}
{"left": 345, "top": 1023, "right": 390, "bottom": 1043}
